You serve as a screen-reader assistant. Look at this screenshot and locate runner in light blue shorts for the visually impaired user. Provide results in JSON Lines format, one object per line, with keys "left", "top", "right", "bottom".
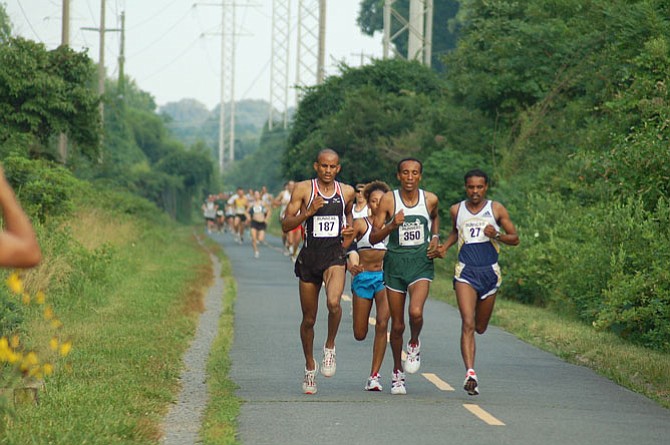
{"left": 351, "top": 270, "right": 385, "bottom": 300}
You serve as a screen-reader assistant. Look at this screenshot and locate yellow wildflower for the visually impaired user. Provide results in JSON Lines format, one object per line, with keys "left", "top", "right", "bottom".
{"left": 51, "top": 319, "right": 63, "bottom": 329}
{"left": 44, "top": 305, "right": 54, "bottom": 320}
{"left": 20, "top": 351, "right": 39, "bottom": 372}
{"left": 6, "top": 272, "right": 23, "bottom": 294}
{"left": 22, "top": 292, "right": 31, "bottom": 305}
{"left": 42, "top": 363, "right": 54, "bottom": 376}
{"left": 8, "top": 350, "right": 21, "bottom": 364}
{"left": 10, "top": 335, "right": 20, "bottom": 348}
{"left": 59, "top": 341, "right": 72, "bottom": 357}
{"left": 49, "top": 337, "right": 59, "bottom": 351}
{"left": 36, "top": 290, "right": 46, "bottom": 304}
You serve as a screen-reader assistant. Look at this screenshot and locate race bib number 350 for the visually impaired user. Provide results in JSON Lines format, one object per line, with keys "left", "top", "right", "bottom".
{"left": 313, "top": 215, "right": 339, "bottom": 237}
{"left": 399, "top": 222, "right": 424, "bottom": 246}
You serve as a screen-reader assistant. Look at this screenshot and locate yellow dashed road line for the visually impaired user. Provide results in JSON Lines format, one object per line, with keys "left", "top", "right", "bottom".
{"left": 463, "top": 404, "right": 506, "bottom": 426}
{"left": 422, "top": 373, "right": 455, "bottom": 391}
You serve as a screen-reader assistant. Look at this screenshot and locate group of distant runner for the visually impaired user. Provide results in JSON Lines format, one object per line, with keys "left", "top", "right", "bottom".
{"left": 201, "top": 186, "right": 275, "bottom": 259}
{"left": 203, "top": 148, "right": 520, "bottom": 397}
{"left": 202, "top": 183, "right": 306, "bottom": 261}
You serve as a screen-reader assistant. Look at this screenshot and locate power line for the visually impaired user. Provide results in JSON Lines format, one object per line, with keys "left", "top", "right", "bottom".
{"left": 126, "top": 0, "right": 182, "bottom": 31}
{"left": 139, "top": 35, "right": 202, "bottom": 82}
{"left": 127, "top": 7, "right": 194, "bottom": 59}
{"left": 15, "top": 0, "right": 42, "bottom": 41}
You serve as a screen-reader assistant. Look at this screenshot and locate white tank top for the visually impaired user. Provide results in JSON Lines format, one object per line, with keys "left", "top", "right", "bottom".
{"left": 352, "top": 204, "right": 369, "bottom": 219}
{"left": 356, "top": 217, "right": 387, "bottom": 251}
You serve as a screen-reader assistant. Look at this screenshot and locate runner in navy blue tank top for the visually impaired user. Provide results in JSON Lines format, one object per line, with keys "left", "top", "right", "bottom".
{"left": 441, "top": 169, "right": 519, "bottom": 396}
{"left": 282, "top": 149, "right": 355, "bottom": 394}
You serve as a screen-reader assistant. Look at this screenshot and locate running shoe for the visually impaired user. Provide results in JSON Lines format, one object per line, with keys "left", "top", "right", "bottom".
{"left": 364, "top": 373, "right": 383, "bottom": 391}
{"left": 404, "top": 340, "right": 421, "bottom": 374}
{"left": 463, "top": 369, "right": 479, "bottom": 396}
{"left": 302, "top": 361, "right": 319, "bottom": 394}
{"left": 321, "top": 345, "right": 336, "bottom": 377}
{"left": 391, "top": 370, "right": 406, "bottom": 395}
{"left": 254, "top": 251, "right": 260, "bottom": 258}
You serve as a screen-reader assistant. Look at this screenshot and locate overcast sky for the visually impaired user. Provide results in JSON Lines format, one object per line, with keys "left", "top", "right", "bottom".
{"left": 5, "top": 0, "right": 385, "bottom": 110}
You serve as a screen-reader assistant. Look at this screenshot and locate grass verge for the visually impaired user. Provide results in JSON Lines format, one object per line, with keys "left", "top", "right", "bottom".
{"left": 431, "top": 260, "right": 670, "bottom": 409}
{"left": 200, "top": 239, "right": 241, "bottom": 445}
{"left": 1, "top": 212, "right": 213, "bottom": 444}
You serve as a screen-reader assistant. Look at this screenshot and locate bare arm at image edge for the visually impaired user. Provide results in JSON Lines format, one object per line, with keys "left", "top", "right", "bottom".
{"left": 0, "top": 166, "right": 42, "bottom": 268}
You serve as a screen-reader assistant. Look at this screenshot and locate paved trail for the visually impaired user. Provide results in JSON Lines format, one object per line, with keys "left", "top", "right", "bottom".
{"left": 211, "top": 231, "right": 668, "bottom": 445}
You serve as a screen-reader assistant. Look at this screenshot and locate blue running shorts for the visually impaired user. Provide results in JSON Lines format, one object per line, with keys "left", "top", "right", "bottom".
{"left": 454, "top": 262, "right": 502, "bottom": 299}
{"left": 351, "top": 270, "right": 385, "bottom": 300}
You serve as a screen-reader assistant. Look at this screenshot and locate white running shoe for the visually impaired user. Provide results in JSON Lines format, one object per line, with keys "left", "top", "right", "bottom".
{"left": 404, "top": 340, "right": 421, "bottom": 374}
{"left": 321, "top": 345, "right": 336, "bottom": 377}
{"left": 364, "top": 373, "right": 383, "bottom": 391}
{"left": 391, "top": 370, "right": 406, "bottom": 395}
{"left": 463, "top": 369, "right": 479, "bottom": 396}
{"left": 254, "top": 251, "right": 260, "bottom": 258}
{"left": 302, "top": 361, "right": 319, "bottom": 394}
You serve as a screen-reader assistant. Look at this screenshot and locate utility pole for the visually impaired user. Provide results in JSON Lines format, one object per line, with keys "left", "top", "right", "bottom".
{"left": 383, "top": 0, "right": 433, "bottom": 66}
{"left": 118, "top": 11, "right": 126, "bottom": 99}
{"left": 269, "top": 0, "right": 290, "bottom": 130}
{"left": 97, "top": 0, "right": 106, "bottom": 118}
{"left": 317, "top": 0, "right": 326, "bottom": 84}
{"left": 351, "top": 51, "right": 373, "bottom": 66}
{"left": 82, "top": 0, "right": 122, "bottom": 123}
{"left": 58, "top": 0, "right": 70, "bottom": 163}
{"left": 295, "top": 0, "right": 326, "bottom": 105}
{"left": 61, "top": 0, "right": 70, "bottom": 44}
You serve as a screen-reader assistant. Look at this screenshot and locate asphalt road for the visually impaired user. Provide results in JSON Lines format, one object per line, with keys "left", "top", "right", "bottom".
{"left": 213, "top": 231, "right": 669, "bottom": 445}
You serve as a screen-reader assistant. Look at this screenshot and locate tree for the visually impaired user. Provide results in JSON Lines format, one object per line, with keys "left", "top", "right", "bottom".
{"left": 222, "top": 124, "right": 288, "bottom": 192}
{"left": 284, "top": 58, "right": 449, "bottom": 183}
{"left": 0, "top": 3, "right": 11, "bottom": 43}
{"left": 0, "top": 38, "right": 100, "bottom": 159}
{"left": 155, "top": 143, "right": 215, "bottom": 222}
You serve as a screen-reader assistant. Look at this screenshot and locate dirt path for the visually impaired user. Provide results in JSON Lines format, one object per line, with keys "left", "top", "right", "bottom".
{"left": 160, "top": 249, "right": 224, "bottom": 445}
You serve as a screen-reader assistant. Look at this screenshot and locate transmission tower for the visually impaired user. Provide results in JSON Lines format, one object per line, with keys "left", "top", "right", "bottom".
{"left": 219, "top": 2, "right": 237, "bottom": 172}
{"left": 383, "top": 0, "right": 433, "bottom": 66}
{"left": 295, "top": 0, "right": 325, "bottom": 105}
{"left": 269, "top": 0, "right": 291, "bottom": 130}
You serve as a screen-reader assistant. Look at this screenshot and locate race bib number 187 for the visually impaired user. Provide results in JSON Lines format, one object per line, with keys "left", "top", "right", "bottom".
{"left": 313, "top": 215, "right": 339, "bottom": 237}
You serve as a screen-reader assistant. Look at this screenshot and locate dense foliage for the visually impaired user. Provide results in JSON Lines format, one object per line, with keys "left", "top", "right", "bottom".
{"left": 449, "top": 0, "right": 670, "bottom": 351}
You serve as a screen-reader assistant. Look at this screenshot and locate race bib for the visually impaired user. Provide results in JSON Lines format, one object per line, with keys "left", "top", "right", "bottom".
{"left": 313, "top": 215, "right": 339, "bottom": 238}
{"left": 463, "top": 219, "right": 489, "bottom": 243}
{"left": 399, "top": 220, "right": 424, "bottom": 246}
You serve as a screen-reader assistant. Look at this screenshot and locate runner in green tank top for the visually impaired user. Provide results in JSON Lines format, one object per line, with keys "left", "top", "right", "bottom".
{"left": 369, "top": 158, "right": 442, "bottom": 395}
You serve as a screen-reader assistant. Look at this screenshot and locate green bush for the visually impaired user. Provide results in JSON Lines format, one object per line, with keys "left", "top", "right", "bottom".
{"left": 593, "top": 198, "right": 670, "bottom": 351}
{"left": 506, "top": 192, "right": 670, "bottom": 351}
{"left": 2, "top": 156, "right": 82, "bottom": 223}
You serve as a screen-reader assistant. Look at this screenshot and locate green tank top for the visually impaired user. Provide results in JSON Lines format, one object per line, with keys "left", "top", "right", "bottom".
{"left": 386, "top": 189, "right": 432, "bottom": 256}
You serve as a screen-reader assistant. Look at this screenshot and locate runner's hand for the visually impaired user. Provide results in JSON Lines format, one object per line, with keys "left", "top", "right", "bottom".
{"left": 349, "top": 264, "right": 364, "bottom": 277}
{"left": 307, "top": 196, "right": 325, "bottom": 216}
